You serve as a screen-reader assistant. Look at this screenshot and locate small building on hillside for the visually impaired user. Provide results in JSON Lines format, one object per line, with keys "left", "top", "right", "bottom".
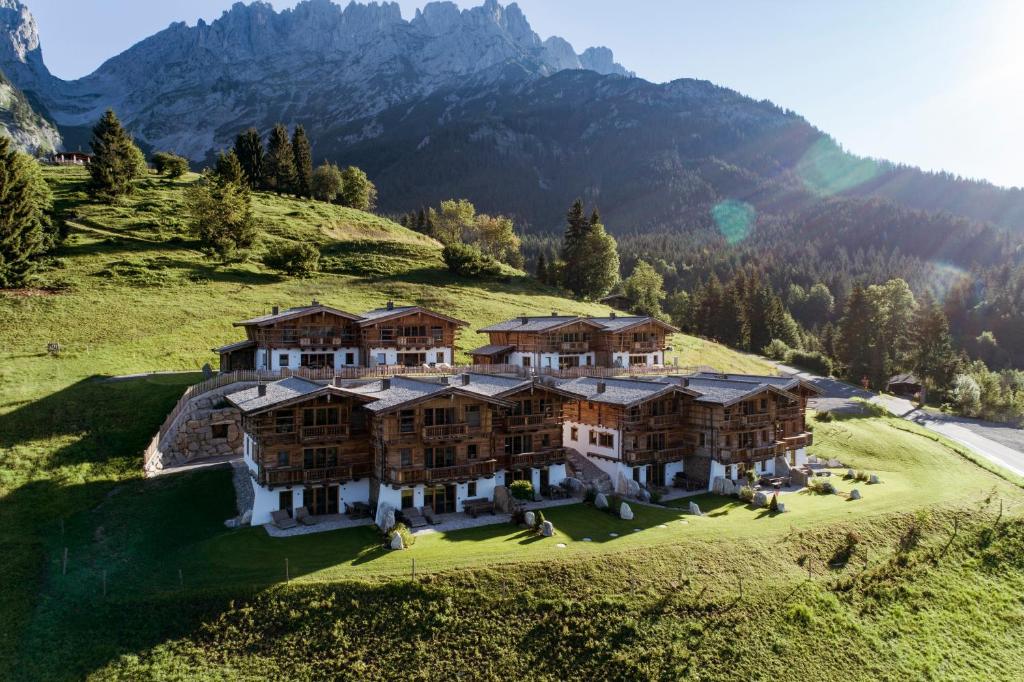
{"left": 886, "top": 373, "right": 922, "bottom": 397}
{"left": 51, "top": 151, "right": 92, "bottom": 166}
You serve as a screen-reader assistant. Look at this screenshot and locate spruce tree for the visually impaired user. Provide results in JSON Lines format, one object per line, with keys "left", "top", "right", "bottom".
{"left": 535, "top": 252, "right": 548, "bottom": 284}
{"left": 912, "top": 295, "right": 958, "bottom": 391}
{"left": 262, "top": 123, "right": 296, "bottom": 194}
{"left": 88, "top": 109, "right": 144, "bottom": 199}
{"left": 234, "top": 128, "right": 264, "bottom": 189}
{"left": 839, "top": 284, "right": 875, "bottom": 385}
{"left": 0, "top": 137, "right": 57, "bottom": 287}
{"left": 561, "top": 199, "right": 591, "bottom": 295}
{"left": 214, "top": 150, "right": 247, "bottom": 186}
{"left": 291, "top": 125, "right": 314, "bottom": 198}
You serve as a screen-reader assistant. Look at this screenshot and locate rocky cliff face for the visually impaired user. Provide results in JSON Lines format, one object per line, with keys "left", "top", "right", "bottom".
{"left": 0, "top": 68, "right": 59, "bottom": 153}
{"left": 0, "top": 0, "right": 631, "bottom": 158}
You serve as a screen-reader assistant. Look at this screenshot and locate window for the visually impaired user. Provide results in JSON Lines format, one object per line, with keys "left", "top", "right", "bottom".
{"left": 376, "top": 353, "right": 387, "bottom": 366}
{"left": 400, "top": 448, "right": 412, "bottom": 467}
{"left": 278, "top": 354, "right": 289, "bottom": 368}
{"left": 465, "top": 405, "right": 481, "bottom": 427}
{"left": 630, "top": 355, "right": 646, "bottom": 366}
{"left": 760, "top": 399, "right": 768, "bottom": 410}
{"left": 646, "top": 432, "right": 665, "bottom": 450}
{"left": 425, "top": 447, "right": 455, "bottom": 468}
{"left": 431, "top": 326, "right": 444, "bottom": 343}
{"left": 724, "top": 465, "right": 733, "bottom": 479}
{"left": 399, "top": 410, "right": 415, "bottom": 433}
{"left": 598, "top": 432, "right": 614, "bottom": 448}
{"left": 505, "top": 435, "right": 533, "bottom": 455}
{"left": 467, "top": 444, "right": 478, "bottom": 460}
{"left": 424, "top": 407, "right": 455, "bottom": 426}
{"left": 277, "top": 451, "right": 289, "bottom": 466}
{"left": 521, "top": 355, "right": 531, "bottom": 367}
{"left": 541, "top": 433, "right": 550, "bottom": 448}
{"left": 344, "top": 352, "right": 355, "bottom": 365}
{"left": 274, "top": 412, "right": 295, "bottom": 434}
{"left": 303, "top": 407, "right": 340, "bottom": 427}
{"left": 303, "top": 447, "right": 338, "bottom": 468}
{"left": 589, "top": 431, "right": 598, "bottom": 445}
{"left": 699, "top": 432, "right": 707, "bottom": 447}
{"left": 300, "top": 353, "right": 335, "bottom": 369}
{"left": 570, "top": 427, "right": 579, "bottom": 441}
{"left": 211, "top": 423, "right": 229, "bottom": 439}
{"left": 401, "top": 488, "right": 414, "bottom": 509}
{"left": 380, "top": 327, "right": 395, "bottom": 341}
{"left": 467, "top": 481, "right": 477, "bottom": 497}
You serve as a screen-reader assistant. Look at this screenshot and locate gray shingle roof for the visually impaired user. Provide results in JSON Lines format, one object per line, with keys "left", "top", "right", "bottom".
{"left": 468, "top": 344, "right": 514, "bottom": 356}
{"left": 478, "top": 314, "right": 677, "bottom": 334}
{"left": 343, "top": 376, "right": 449, "bottom": 412}
{"left": 226, "top": 376, "right": 326, "bottom": 413}
{"left": 235, "top": 303, "right": 360, "bottom": 327}
{"left": 690, "top": 372, "right": 799, "bottom": 390}
{"left": 212, "top": 339, "right": 256, "bottom": 354}
{"left": 359, "top": 306, "right": 418, "bottom": 321}
{"left": 588, "top": 316, "right": 679, "bottom": 332}
{"left": 450, "top": 373, "right": 532, "bottom": 398}
{"left": 555, "top": 376, "right": 687, "bottom": 407}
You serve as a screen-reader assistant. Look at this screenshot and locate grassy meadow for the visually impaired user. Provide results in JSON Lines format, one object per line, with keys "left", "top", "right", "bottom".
{"left": 2, "top": 167, "right": 1023, "bottom": 679}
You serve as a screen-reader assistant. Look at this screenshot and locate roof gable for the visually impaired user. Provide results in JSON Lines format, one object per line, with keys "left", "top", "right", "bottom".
{"left": 357, "top": 306, "right": 468, "bottom": 328}
{"left": 234, "top": 304, "right": 362, "bottom": 327}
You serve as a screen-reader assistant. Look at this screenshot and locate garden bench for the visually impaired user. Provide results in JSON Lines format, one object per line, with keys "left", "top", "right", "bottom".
{"left": 462, "top": 498, "right": 495, "bottom": 518}
{"left": 270, "top": 509, "right": 297, "bottom": 530}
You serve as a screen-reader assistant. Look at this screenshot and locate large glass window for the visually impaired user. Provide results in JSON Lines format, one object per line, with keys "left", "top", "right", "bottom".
{"left": 399, "top": 410, "right": 415, "bottom": 433}
{"left": 505, "top": 435, "right": 534, "bottom": 455}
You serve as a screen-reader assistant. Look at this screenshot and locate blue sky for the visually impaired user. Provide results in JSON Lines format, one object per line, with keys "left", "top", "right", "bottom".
{"left": 25, "top": 0, "right": 1024, "bottom": 188}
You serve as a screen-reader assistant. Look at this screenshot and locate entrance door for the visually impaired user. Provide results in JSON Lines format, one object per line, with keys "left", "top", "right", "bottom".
{"left": 424, "top": 484, "right": 456, "bottom": 514}
{"left": 652, "top": 463, "right": 667, "bottom": 487}
{"left": 278, "top": 490, "right": 293, "bottom": 517}
{"left": 306, "top": 486, "right": 339, "bottom": 516}
{"left": 539, "top": 467, "right": 549, "bottom": 492}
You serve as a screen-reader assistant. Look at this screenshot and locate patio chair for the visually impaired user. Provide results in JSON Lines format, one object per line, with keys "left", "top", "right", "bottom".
{"left": 403, "top": 507, "right": 430, "bottom": 528}
{"left": 270, "top": 509, "right": 297, "bottom": 530}
{"left": 294, "top": 506, "right": 318, "bottom": 527}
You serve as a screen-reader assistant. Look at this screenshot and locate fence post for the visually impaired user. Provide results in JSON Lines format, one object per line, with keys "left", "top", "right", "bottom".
{"left": 178, "top": 568, "right": 183, "bottom": 590}
{"left": 62, "top": 547, "right": 68, "bottom": 576}
{"left": 412, "top": 558, "right": 416, "bottom": 582}
{"left": 102, "top": 569, "right": 107, "bottom": 597}
{"left": 285, "top": 557, "right": 290, "bottom": 583}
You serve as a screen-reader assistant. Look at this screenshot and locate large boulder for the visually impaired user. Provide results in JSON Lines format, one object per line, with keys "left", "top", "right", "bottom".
{"left": 616, "top": 472, "right": 641, "bottom": 498}
{"left": 869, "top": 474, "right": 881, "bottom": 484}
{"left": 524, "top": 511, "right": 536, "bottom": 527}
{"left": 493, "top": 485, "right": 512, "bottom": 513}
{"left": 541, "top": 521, "right": 554, "bottom": 537}
{"left": 376, "top": 503, "right": 396, "bottom": 532}
{"left": 390, "top": 532, "right": 405, "bottom": 550}
{"left": 850, "top": 489, "right": 862, "bottom": 500}
{"left": 240, "top": 510, "right": 252, "bottom": 526}
{"left": 688, "top": 501, "right": 703, "bottom": 516}
{"left": 637, "top": 488, "right": 651, "bottom": 503}
{"left": 619, "top": 502, "right": 634, "bottom": 521}
{"left": 563, "top": 477, "right": 585, "bottom": 494}
{"left": 753, "top": 491, "right": 769, "bottom": 508}
{"left": 594, "top": 492, "right": 609, "bottom": 510}
{"left": 790, "top": 468, "right": 810, "bottom": 488}
{"left": 776, "top": 502, "right": 786, "bottom": 513}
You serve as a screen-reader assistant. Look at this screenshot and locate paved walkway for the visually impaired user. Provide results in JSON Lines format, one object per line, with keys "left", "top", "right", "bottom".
{"left": 413, "top": 497, "right": 581, "bottom": 535}
{"left": 265, "top": 515, "right": 375, "bottom": 538}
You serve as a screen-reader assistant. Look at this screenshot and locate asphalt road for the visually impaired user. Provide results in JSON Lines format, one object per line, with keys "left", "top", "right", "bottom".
{"left": 774, "top": 363, "right": 1024, "bottom": 478}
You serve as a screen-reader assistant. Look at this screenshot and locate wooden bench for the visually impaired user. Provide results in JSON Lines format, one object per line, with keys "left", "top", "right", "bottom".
{"left": 462, "top": 498, "right": 495, "bottom": 518}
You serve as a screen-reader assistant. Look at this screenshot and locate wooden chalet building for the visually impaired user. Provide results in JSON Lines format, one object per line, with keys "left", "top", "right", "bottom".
{"left": 51, "top": 151, "right": 92, "bottom": 166}
{"left": 554, "top": 372, "right": 819, "bottom": 492}
{"left": 214, "top": 300, "right": 466, "bottom": 372}
{"left": 472, "top": 312, "right": 678, "bottom": 369}
{"left": 228, "top": 373, "right": 576, "bottom": 525}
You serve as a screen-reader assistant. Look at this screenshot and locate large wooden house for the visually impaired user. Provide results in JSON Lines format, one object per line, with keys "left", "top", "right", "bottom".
{"left": 229, "top": 373, "right": 576, "bottom": 525}
{"left": 214, "top": 301, "right": 466, "bottom": 371}
{"left": 472, "top": 313, "right": 677, "bottom": 369}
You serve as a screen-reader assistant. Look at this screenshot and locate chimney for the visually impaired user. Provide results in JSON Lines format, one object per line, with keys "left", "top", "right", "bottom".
{"left": 381, "top": 378, "right": 392, "bottom": 390}
{"left": 521, "top": 316, "right": 529, "bottom": 325}
{"left": 551, "top": 310, "right": 558, "bottom": 317}
{"left": 609, "top": 312, "right": 617, "bottom": 319}
{"left": 257, "top": 383, "right": 267, "bottom": 397}
{"left": 596, "top": 381, "right": 606, "bottom": 394}
{"left": 311, "top": 299, "right": 319, "bottom": 306}
{"left": 679, "top": 377, "right": 689, "bottom": 388}
{"left": 271, "top": 305, "right": 280, "bottom": 315}
{"left": 386, "top": 300, "right": 394, "bottom": 311}
{"left": 462, "top": 373, "right": 471, "bottom": 386}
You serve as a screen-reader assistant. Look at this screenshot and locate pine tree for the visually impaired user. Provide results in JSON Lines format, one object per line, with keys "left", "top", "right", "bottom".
{"left": 186, "top": 168, "right": 258, "bottom": 262}
{"left": 535, "top": 252, "right": 548, "bottom": 284}
{"left": 88, "top": 109, "right": 144, "bottom": 199}
{"left": 839, "top": 284, "right": 876, "bottom": 385}
{"left": 416, "top": 208, "right": 427, "bottom": 233}
{"left": 561, "top": 199, "right": 592, "bottom": 295}
{"left": 912, "top": 295, "right": 958, "bottom": 391}
{"left": 0, "top": 137, "right": 57, "bottom": 287}
{"left": 262, "top": 123, "right": 296, "bottom": 194}
{"left": 214, "top": 150, "right": 247, "bottom": 186}
{"left": 291, "top": 125, "right": 314, "bottom": 198}
{"left": 233, "top": 128, "right": 264, "bottom": 189}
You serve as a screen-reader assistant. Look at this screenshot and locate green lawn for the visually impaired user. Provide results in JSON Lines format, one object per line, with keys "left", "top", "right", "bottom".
{"left": 0, "top": 168, "right": 778, "bottom": 678}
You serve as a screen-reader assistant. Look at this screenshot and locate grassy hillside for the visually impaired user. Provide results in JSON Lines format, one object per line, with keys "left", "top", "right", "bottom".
{"left": 0, "top": 167, "right": 774, "bottom": 677}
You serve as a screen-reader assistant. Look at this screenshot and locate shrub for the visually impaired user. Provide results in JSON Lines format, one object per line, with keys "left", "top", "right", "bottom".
{"left": 583, "top": 488, "right": 597, "bottom": 504}
{"left": 745, "top": 468, "right": 758, "bottom": 485}
{"left": 808, "top": 478, "right": 835, "bottom": 495}
{"left": 509, "top": 480, "right": 534, "bottom": 501}
{"left": 738, "top": 485, "right": 755, "bottom": 503}
{"left": 769, "top": 493, "right": 779, "bottom": 512}
{"left": 606, "top": 493, "right": 622, "bottom": 513}
{"left": 785, "top": 349, "right": 833, "bottom": 376}
{"left": 763, "top": 338, "right": 793, "bottom": 361}
{"left": 442, "top": 242, "right": 504, "bottom": 278}
{"left": 855, "top": 470, "right": 869, "bottom": 482}
{"left": 151, "top": 151, "right": 189, "bottom": 178}
{"left": 262, "top": 241, "right": 321, "bottom": 277}
{"left": 814, "top": 410, "right": 834, "bottom": 423}
{"left": 534, "top": 510, "right": 546, "bottom": 531}
{"left": 786, "top": 603, "right": 814, "bottom": 626}
{"left": 649, "top": 489, "right": 662, "bottom": 504}
{"left": 388, "top": 522, "right": 415, "bottom": 548}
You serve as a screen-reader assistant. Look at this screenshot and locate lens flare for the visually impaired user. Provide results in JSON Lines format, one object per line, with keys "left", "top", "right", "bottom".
{"left": 712, "top": 200, "right": 756, "bottom": 244}
{"left": 797, "top": 136, "right": 882, "bottom": 196}
{"left": 925, "top": 261, "right": 968, "bottom": 299}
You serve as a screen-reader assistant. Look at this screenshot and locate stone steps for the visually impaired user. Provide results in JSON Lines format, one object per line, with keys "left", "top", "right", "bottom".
{"left": 565, "top": 449, "right": 613, "bottom": 494}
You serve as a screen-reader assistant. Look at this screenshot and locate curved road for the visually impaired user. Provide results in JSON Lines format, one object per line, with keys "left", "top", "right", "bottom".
{"left": 774, "top": 363, "right": 1024, "bottom": 478}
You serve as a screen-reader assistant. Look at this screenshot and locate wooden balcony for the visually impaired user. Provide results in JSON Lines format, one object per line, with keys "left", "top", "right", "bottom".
{"left": 782, "top": 432, "right": 813, "bottom": 449}
{"left": 718, "top": 442, "right": 782, "bottom": 463}
{"left": 422, "top": 423, "right": 479, "bottom": 441}
{"left": 502, "top": 448, "right": 569, "bottom": 469}
{"left": 300, "top": 424, "right": 350, "bottom": 441}
{"left": 369, "top": 336, "right": 444, "bottom": 347}
{"left": 776, "top": 407, "right": 802, "bottom": 420}
{"left": 559, "top": 341, "right": 590, "bottom": 352}
{"left": 630, "top": 340, "right": 659, "bottom": 352}
{"left": 258, "top": 461, "right": 372, "bottom": 487}
{"left": 502, "top": 413, "right": 558, "bottom": 429}
{"left": 720, "top": 413, "right": 772, "bottom": 431}
{"left": 622, "top": 445, "right": 695, "bottom": 465}
{"left": 649, "top": 413, "right": 682, "bottom": 428}
{"left": 255, "top": 329, "right": 358, "bottom": 346}
{"left": 388, "top": 459, "right": 498, "bottom": 485}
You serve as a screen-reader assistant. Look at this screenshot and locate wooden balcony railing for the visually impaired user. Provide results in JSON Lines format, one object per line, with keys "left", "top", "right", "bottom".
{"left": 422, "top": 423, "right": 477, "bottom": 441}
{"left": 388, "top": 459, "right": 498, "bottom": 484}
{"left": 258, "top": 461, "right": 372, "bottom": 487}
{"left": 622, "top": 445, "right": 694, "bottom": 464}
{"left": 649, "top": 413, "right": 681, "bottom": 428}
{"left": 503, "top": 413, "right": 558, "bottom": 429}
{"left": 559, "top": 341, "right": 590, "bottom": 352}
{"left": 502, "top": 448, "right": 568, "bottom": 469}
{"left": 720, "top": 413, "right": 772, "bottom": 431}
{"left": 255, "top": 329, "right": 358, "bottom": 346}
{"left": 782, "top": 432, "right": 813, "bottom": 449}
{"left": 300, "top": 424, "right": 350, "bottom": 441}
{"left": 776, "top": 407, "right": 802, "bottom": 420}
{"left": 718, "top": 442, "right": 782, "bottom": 463}
{"left": 368, "top": 336, "right": 444, "bottom": 347}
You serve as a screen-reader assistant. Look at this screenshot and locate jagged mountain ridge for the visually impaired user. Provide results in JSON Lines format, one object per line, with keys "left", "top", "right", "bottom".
{"left": 0, "top": 0, "right": 630, "bottom": 158}
{"left": 0, "top": 66, "right": 58, "bottom": 153}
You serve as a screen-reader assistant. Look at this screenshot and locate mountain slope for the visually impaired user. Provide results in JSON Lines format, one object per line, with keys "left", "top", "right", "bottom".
{"left": 0, "top": 67, "right": 57, "bottom": 152}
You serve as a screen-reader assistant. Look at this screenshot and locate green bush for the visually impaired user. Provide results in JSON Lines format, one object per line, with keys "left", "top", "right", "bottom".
{"left": 151, "top": 151, "right": 189, "bottom": 178}
{"left": 814, "top": 410, "right": 834, "bottom": 423}
{"left": 534, "top": 510, "right": 546, "bottom": 531}
{"left": 738, "top": 485, "right": 755, "bottom": 503}
{"left": 262, "top": 242, "right": 321, "bottom": 277}
{"left": 763, "top": 339, "right": 793, "bottom": 361}
{"left": 786, "top": 603, "right": 815, "bottom": 626}
{"left": 769, "top": 493, "right": 779, "bottom": 512}
{"left": 388, "top": 522, "right": 415, "bottom": 548}
{"left": 808, "top": 478, "right": 836, "bottom": 495}
{"left": 785, "top": 349, "right": 833, "bottom": 376}
{"left": 509, "top": 480, "right": 534, "bottom": 501}
{"left": 442, "top": 242, "right": 503, "bottom": 278}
